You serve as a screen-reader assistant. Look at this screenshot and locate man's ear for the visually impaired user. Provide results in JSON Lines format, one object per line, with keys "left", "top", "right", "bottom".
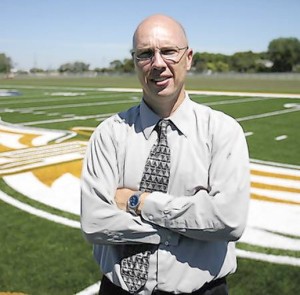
{"left": 186, "top": 48, "right": 193, "bottom": 71}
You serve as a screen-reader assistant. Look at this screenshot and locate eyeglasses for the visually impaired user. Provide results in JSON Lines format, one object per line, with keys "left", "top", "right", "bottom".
{"left": 131, "top": 46, "right": 189, "bottom": 64}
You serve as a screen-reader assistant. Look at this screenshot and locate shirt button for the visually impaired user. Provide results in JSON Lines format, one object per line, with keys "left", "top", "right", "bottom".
{"left": 164, "top": 241, "right": 169, "bottom": 246}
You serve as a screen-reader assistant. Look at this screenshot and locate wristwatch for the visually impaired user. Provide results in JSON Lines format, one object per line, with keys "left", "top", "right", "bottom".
{"left": 127, "top": 191, "right": 142, "bottom": 216}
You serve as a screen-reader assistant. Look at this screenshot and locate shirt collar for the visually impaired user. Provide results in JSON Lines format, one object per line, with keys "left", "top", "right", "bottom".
{"left": 140, "top": 100, "right": 161, "bottom": 139}
{"left": 168, "top": 93, "right": 192, "bottom": 138}
{"left": 140, "top": 93, "right": 193, "bottom": 139}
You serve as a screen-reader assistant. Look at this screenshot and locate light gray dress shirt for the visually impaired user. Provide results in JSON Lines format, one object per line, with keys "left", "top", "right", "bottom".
{"left": 81, "top": 94, "right": 250, "bottom": 294}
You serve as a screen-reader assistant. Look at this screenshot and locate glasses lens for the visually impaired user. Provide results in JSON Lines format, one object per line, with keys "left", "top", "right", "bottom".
{"left": 160, "top": 47, "right": 180, "bottom": 60}
{"left": 134, "top": 46, "right": 187, "bottom": 63}
{"left": 136, "top": 49, "right": 154, "bottom": 61}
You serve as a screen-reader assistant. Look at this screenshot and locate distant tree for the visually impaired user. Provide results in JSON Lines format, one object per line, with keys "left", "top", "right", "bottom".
{"left": 58, "top": 63, "right": 72, "bottom": 73}
{"left": 73, "top": 61, "right": 89, "bottom": 72}
{"left": 109, "top": 60, "right": 123, "bottom": 72}
{"left": 213, "top": 61, "right": 230, "bottom": 72}
{"left": 122, "top": 58, "right": 134, "bottom": 73}
{"left": 192, "top": 52, "right": 230, "bottom": 73}
{"left": 30, "top": 67, "right": 44, "bottom": 73}
{"left": 268, "top": 37, "right": 300, "bottom": 72}
{"left": 94, "top": 67, "right": 112, "bottom": 74}
{"left": 0, "top": 53, "right": 12, "bottom": 73}
{"left": 230, "top": 51, "right": 265, "bottom": 73}
{"left": 191, "top": 52, "right": 206, "bottom": 72}
{"left": 108, "top": 58, "right": 135, "bottom": 73}
{"left": 58, "top": 61, "right": 90, "bottom": 73}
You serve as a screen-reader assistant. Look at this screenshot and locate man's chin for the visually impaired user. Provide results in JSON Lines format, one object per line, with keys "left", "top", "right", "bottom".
{"left": 151, "top": 86, "right": 173, "bottom": 97}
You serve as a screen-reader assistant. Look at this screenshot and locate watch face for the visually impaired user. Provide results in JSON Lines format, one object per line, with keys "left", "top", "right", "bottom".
{"left": 129, "top": 195, "right": 139, "bottom": 207}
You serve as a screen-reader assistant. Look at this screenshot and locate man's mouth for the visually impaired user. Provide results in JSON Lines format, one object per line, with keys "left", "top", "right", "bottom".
{"left": 152, "top": 77, "right": 168, "bottom": 82}
{"left": 151, "top": 76, "right": 171, "bottom": 86}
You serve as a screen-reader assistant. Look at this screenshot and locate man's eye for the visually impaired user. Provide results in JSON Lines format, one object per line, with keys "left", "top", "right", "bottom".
{"left": 161, "top": 48, "right": 177, "bottom": 56}
{"left": 137, "top": 50, "right": 153, "bottom": 59}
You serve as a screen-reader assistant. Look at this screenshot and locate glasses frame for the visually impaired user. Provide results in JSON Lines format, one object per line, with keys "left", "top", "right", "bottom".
{"left": 131, "top": 46, "right": 189, "bottom": 64}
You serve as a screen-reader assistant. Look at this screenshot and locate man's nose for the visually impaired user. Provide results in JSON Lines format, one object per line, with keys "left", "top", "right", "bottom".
{"left": 151, "top": 50, "right": 166, "bottom": 68}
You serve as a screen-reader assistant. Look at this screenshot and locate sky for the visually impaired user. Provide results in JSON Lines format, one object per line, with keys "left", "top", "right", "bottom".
{"left": 1, "top": 0, "right": 300, "bottom": 71}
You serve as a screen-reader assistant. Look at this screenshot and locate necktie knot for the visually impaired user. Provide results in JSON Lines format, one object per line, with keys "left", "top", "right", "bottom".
{"left": 157, "top": 119, "right": 169, "bottom": 143}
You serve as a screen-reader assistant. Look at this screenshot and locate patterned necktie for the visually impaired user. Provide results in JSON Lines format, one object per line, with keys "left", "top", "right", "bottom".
{"left": 121, "top": 119, "right": 171, "bottom": 294}
{"left": 140, "top": 119, "right": 171, "bottom": 193}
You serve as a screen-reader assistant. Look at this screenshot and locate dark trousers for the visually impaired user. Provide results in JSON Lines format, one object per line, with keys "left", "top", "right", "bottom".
{"left": 99, "top": 275, "right": 228, "bottom": 295}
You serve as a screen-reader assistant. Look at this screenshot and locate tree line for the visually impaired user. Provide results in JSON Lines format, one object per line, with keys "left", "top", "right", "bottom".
{"left": 1, "top": 37, "right": 300, "bottom": 75}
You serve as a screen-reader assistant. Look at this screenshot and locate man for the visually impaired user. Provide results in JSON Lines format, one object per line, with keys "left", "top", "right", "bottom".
{"left": 81, "top": 14, "right": 250, "bottom": 295}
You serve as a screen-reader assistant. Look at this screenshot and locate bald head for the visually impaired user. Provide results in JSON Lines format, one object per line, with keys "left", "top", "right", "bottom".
{"left": 132, "top": 14, "right": 188, "bottom": 49}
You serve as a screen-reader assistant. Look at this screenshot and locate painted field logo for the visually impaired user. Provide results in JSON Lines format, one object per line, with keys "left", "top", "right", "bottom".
{"left": 0, "top": 141, "right": 87, "bottom": 176}
{"left": 0, "top": 121, "right": 89, "bottom": 215}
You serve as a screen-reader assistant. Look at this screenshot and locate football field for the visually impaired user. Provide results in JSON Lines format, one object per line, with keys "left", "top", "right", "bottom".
{"left": 0, "top": 75, "right": 299, "bottom": 294}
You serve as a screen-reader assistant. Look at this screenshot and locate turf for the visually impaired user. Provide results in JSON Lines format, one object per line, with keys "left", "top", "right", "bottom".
{"left": 0, "top": 74, "right": 299, "bottom": 294}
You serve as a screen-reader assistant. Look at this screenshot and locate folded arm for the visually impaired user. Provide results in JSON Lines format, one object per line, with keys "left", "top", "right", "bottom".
{"left": 80, "top": 120, "right": 162, "bottom": 245}
{"left": 115, "top": 119, "right": 250, "bottom": 242}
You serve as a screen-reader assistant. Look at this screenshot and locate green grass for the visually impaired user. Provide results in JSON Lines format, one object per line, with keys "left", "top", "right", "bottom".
{"left": 242, "top": 111, "right": 300, "bottom": 164}
{"left": 228, "top": 259, "right": 300, "bottom": 295}
{"left": 0, "top": 75, "right": 299, "bottom": 294}
{"left": 0, "top": 200, "right": 99, "bottom": 295}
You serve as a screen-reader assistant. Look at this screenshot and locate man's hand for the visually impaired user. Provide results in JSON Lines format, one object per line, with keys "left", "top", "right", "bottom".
{"left": 115, "top": 188, "right": 149, "bottom": 215}
{"left": 115, "top": 188, "right": 134, "bottom": 211}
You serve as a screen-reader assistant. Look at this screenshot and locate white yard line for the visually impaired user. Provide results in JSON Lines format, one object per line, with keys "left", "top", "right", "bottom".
{"left": 251, "top": 159, "right": 300, "bottom": 171}
{"left": 0, "top": 92, "right": 127, "bottom": 106}
{"left": 237, "top": 108, "right": 299, "bottom": 121}
{"left": 101, "top": 87, "right": 300, "bottom": 99}
{"left": 3, "top": 85, "right": 300, "bottom": 99}
{"left": 22, "top": 113, "right": 114, "bottom": 126}
{"left": 11, "top": 99, "right": 135, "bottom": 112}
{"left": 203, "top": 96, "right": 275, "bottom": 106}
{"left": 187, "top": 90, "right": 300, "bottom": 99}
{"left": 0, "top": 190, "right": 80, "bottom": 228}
{"left": 236, "top": 249, "right": 300, "bottom": 267}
